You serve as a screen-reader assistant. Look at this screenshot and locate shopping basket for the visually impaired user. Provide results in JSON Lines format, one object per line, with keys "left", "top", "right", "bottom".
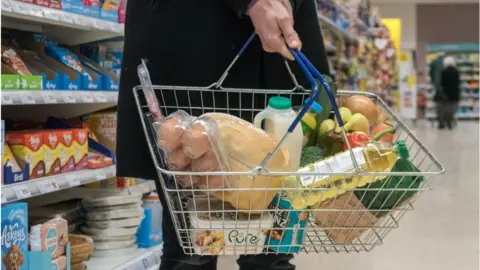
{"left": 133, "top": 33, "right": 445, "bottom": 255}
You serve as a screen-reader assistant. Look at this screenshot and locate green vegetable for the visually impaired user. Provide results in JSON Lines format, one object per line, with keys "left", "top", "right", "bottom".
{"left": 354, "top": 157, "right": 424, "bottom": 217}
{"left": 315, "top": 75, "right": 337, "bottom": 131}
{"left": 300, "top": 146, "right": 324, "bottom": 167}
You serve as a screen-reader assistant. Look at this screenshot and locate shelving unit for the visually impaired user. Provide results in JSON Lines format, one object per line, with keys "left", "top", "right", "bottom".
{"left": 1, "top": 90, "right": 118, "bottom": 105}
{"left": 1, "top": 0, "right": 124, "bottom": 44}
{"left": 86, "top": 244, "right": 162, "bottom": 270}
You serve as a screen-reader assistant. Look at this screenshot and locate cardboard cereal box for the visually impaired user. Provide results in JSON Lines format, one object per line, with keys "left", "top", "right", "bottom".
{"left": 57, "top": 130, "right": 75, "bottom": 173}
{"left": 44, "top": 130, "right": 61, "bottom": 176}
{"left": 1, "top": 202, "right": 29, "bottom": 270}
{"left": 6, "top": 131, "right": 45, "bottom": 179}
{"left": 72, "top": 128, "right": 88, "bottom": 171}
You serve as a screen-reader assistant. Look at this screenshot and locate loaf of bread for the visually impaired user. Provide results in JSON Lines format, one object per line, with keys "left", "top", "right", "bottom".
{"left": 205, "top": 113, "right": 291, "bottom": 210}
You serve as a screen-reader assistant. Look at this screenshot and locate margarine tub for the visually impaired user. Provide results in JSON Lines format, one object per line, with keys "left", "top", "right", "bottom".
{"left": 187, "top": 197, "right": 274, "bottom": 255}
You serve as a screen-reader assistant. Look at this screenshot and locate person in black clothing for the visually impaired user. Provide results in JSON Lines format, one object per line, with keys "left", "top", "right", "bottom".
{"left": 116, "top": 0, "right": 330, "bottom": 269}
{"left": 436, "top": 56, "right": 460, "bottom": 129}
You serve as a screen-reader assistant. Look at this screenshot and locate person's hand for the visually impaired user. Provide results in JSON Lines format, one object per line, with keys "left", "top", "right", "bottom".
{"left": 248, "top": 0, "right": 301, "bottom": 60}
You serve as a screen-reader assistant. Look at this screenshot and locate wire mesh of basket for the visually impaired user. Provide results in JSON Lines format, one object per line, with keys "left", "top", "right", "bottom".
{"left": 132, "top": 34, "right": 444, "bottom": 256}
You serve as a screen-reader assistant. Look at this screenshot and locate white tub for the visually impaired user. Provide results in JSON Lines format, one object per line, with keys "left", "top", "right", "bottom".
{"left": 187, "top": 197, "right": 274, "bottom": 255}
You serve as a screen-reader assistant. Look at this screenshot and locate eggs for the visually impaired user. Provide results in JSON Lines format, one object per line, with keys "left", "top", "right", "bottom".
{"left": 155, "top": 112, "right": 225, "bottom": 190}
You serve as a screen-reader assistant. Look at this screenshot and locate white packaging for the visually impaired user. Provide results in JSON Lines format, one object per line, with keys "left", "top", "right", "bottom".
{"left": 253, "top": 96, "right": 303, "bottom": 171}
{"left": 187, "top": 197, "right": 274, "bottom": 255}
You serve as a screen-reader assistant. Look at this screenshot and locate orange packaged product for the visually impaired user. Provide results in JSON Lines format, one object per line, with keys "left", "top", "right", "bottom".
{"left": 6, "top": 131, "right": 45, "bottom": 179}
{"left": 72, "top": 128, "right": 88, "bottom": 171}
{"left": 57, "top": 129, "right": 75, "bottom": 173}
{"left": 44, "top": 130, "right": 62, "bottom": 176}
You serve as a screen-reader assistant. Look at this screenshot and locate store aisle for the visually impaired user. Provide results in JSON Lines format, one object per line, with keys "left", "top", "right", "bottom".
{"left": 218, "top": 121, "right": 480, "bottom": 270}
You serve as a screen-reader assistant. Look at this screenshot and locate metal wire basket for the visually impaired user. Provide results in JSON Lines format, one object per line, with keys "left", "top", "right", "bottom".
{"left": 133, "top": 35, "right": 444, "bottom": 256}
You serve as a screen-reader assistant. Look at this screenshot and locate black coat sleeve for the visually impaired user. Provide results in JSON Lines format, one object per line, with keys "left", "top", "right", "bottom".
{"left": 225, "top": 0, "right": 305, "bottom": 17}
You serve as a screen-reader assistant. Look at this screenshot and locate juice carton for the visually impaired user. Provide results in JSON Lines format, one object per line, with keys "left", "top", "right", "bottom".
{"left": 44, "top": 131, "right": 61, "bottom": 176}
{"left": 1, "top": 202, "right": 29, "bottom": 270}
{"left": 6, "top": 131, "right": 45, "bottom": 179}
{"left": 72, "top": 128, "right": 88, "bottom": 171}
{"left": 57, "top": 130, "right": 75, "bottom": 173}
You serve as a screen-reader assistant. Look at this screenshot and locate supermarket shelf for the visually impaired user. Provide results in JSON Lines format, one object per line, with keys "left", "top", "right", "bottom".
{"left": 86, "top": 244, "right": 163, "bottom": 270}
{"left": 317, "top": 13, "right": 358, "bottom": 43}
{"left": 1, "top": 165, "right": 116, "bottom": 204}
{"left": 1, "top": 0, "right": 124, "bottom": 44}
{"left": 1, "top": 90, "right": 118, "bottom": 105}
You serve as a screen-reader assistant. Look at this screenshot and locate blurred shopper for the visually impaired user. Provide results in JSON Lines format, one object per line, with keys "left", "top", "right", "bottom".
{"left": 435, "top": 56, "right": 460, "bottom": 129}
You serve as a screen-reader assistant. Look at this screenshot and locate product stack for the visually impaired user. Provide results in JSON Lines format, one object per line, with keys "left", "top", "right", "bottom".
{"left": 1, "top": 33, "right": 121, "bottom": 91}
{"left": 81, "top": 192, "right": 144, "bottom": 257}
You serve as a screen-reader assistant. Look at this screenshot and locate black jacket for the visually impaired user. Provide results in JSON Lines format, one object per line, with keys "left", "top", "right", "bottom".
{"left": 116, "top": 0, "right": 330, "bottom": 180}
{"left": 439, "top": 66, "right": 461, "bottom": 102}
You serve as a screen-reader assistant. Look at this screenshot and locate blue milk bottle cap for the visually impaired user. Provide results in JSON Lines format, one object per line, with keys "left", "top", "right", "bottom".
{"left": 305, "top": 97, "right": 323, "bottom": 113}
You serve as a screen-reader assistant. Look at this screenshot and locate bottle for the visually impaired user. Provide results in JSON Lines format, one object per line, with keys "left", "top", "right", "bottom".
{"left": 285, "top": 140, "right": 410, "bottom": 209}
{"left": 296, "top": 97, "right": 322, "bottom": 147}
{"left": 254, "top": 96, "right": 304, "bottom": 170}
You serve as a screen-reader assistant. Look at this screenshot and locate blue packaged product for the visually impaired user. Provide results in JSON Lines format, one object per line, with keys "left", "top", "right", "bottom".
{"left": 1, "top": 202, "right": 29, "bottom": 270}
{"left": 265, "top": 195, "right": 307, "bottom": 253}
{"left": 106, "top": 50, "right": 123, "bottom": 69}
{"left": 62, "top": 0, "right": 90, "bottom": 16}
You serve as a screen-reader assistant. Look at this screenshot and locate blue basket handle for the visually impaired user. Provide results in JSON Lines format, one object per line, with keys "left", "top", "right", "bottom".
{"left": 294, "top": 49, "right": 344, "bottom": 127}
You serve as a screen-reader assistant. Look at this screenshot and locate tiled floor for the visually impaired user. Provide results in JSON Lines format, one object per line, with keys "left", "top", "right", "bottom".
{"left": 218, "top": 121, "right": 480, "bottom": 270}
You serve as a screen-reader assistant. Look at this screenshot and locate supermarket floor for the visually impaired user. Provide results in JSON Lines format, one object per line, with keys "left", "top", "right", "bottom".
{"left": 217, "top": 120, "right": 480, "bottom": 270}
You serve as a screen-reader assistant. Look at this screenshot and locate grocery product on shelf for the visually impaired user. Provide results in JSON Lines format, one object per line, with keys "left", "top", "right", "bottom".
{"left": 187, "top": 197, "right": 274, "bottom": 255}
{"left": 1, "top": 45, "right": 32, "bottom": 76}
{"left": 72, "top": 129, "right": 88, "bottom": 171}
{"left": 57, "top": 129, "right": 75, "bottom": 173}
{"left": 29, "top": 200, "right": 82, "bottom": 232}
{"left": 1, "top": 202, "right": 29, "bottom": 270}
{"left": 81, "top": 192, "right": 143, "bottom": 257}
{"left": 254, "top": 96, "right": 304, "bottom": 170}
{"left": 69, "top": 234, "right": 94, "bottom": 268}
{"left": 6, "top": 130, "right": 46, "bottom": 179}
{"left": 43, "top": 130, "right": 61, "bottom": 176}
{"left": 30, "top": 217, "right": 69, "bottom": 258}
{"left": 284, "top": 140, "right": 409, "bottom": 209}
{"left": 83, "top": 109, "right": 117, "bottom": 152}
{"left": 137, "top": 192, "right": 163, "bottom": 248}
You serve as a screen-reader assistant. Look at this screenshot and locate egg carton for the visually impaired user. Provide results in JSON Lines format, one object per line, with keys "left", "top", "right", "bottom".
{"left": 81, "top": 225, "right": 138, "bottom": 237}
{"left": 85, "top": 206, "right": 144, "bottom": 221}
{"left": 85, "top": 217, "right": 143, "bottom": 229}
{"left": 91, "top": 245, "right": 138, "bottom": 258}
{"left": 94, "top": 237, "right": 137, "bottom": 251}
{"left": 82, "top": 193, "right": 142, "bottom": 207}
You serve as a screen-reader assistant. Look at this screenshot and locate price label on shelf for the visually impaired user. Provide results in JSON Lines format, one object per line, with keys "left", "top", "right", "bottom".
{"left": 37, "top": 179, "right": 59, "bottom": 193}
{"left": 1, "top": 192, "right": 7, "bottom": 204}
{"left": 94, "top": 92, "right": 107, "bottom": 102}
{"left": 61, "top": 92, "right": 76, "bottom": 103}
{"left": 27, "top": 6, "right": 43, "bottom": 17}
{"left": 1, "top": 0, "right": 12, "bottom": 12}
{"left": 2, "top": 94, "right": 14, "bottom": 105}
{"left": 72, "top": 16, "right": 87, "bottom": 26}
{"left": 41, "top": 92, "right": 57, "bottom": 104}
{"left": 20, "top": 94, "right": 36, "bottom": 104}
{"left": 141, "top": 257, "right": 150, "bottom": 268}
{"left": 95, "top": 170, "right": 107, "bottom": 181}
{"left": 65, "top": 174, "right": 81, "bottom": 187}
{"left": 61, "top": 13, "right": 74, "bottom": 23}
{"left": 12, "top": 2, "right": 29, "bottom": 14}
{"left": 13, "top": 185, "right": 31, "bottom": 200}
{"left": 147, "top": 253, "right": 158, "bottom": 267}
{"left": 80, "top": 93, "right": 94, "bottom": 103}
{"left": 44, "top": 11, "right": 60, "bottom": 21}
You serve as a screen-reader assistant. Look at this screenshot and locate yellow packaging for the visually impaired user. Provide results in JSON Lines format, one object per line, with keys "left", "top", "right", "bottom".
{"left": 57, "top": 130, "right": 75, "bottom": 173}
{"left": 85, "top": 110, "right": 117, "bottom": 152}
{"left": 3, "top": 144, "right": 21, "bottom": 172}
{"left": 6, "top": 131, "right": 45, "bottom": 179}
